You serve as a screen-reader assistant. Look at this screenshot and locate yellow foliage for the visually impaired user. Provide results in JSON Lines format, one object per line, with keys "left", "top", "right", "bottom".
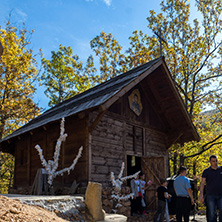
{"left": 0, "top": 20, "right": 40, "bottom": 192}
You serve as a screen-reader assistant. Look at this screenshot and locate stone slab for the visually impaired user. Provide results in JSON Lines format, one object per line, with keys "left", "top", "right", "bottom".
{"left": 98, "top": 213, "right": 127, "bottom": 222}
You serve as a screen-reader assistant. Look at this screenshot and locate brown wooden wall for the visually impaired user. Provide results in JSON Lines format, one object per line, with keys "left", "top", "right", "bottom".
{"left": 89, "top": 81, "right": 169, "bottom": 186}
{"left": 14, "top": 115, "right": 88, "bottom": 189}
{"left": 89, "top": 112, "right": 125, "bottom": 186}
{"left": 89, "top": 113, "right": 168, "bottom": 186}
{"left": 14, "top": 135, "right": 31, "bottom": 187}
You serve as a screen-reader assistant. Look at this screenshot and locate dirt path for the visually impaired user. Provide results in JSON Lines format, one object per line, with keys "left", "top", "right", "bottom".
{"left": 0, "top": 195, "right": 68, "bottom": 222}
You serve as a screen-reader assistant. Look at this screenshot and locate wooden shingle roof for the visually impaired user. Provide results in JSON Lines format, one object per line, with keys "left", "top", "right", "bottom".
{"left": 0, "top": 56, "right": 199, "bottom": 148}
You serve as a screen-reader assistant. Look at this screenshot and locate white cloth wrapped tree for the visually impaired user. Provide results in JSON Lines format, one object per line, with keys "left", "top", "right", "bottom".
{"left": 110, "top": 162, "right": 140, "bottom": 212}
{"left": 35, "top": 117, "right": 83, "bottom": 188}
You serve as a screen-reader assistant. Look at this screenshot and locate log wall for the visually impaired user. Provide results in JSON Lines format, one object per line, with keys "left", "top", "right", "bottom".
{"left": 90, "top": 112, "right": 124, "bottom": 186}
{"left": 14, "top": 115, "right": 88, "bottom": 190}
{"left": 89, "top": 110, "right": 168, "bottom": 187}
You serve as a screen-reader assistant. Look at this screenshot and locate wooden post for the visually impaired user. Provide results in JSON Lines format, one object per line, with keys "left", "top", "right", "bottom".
{"left": 142, "top": 127, "right": 146, "bottom": 156}
{"left": 27, "top": 135, "right": 31, "bottom": 185}
{"left": 88, "top": 133, "right": 92, "bottom": 181}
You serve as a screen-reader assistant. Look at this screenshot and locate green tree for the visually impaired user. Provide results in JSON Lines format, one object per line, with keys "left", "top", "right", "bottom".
{"left": 0, "top": 20, "right": 40, "bottom": 192}
{"left": 41, "top": 44, "right": 97, "bottom": 107}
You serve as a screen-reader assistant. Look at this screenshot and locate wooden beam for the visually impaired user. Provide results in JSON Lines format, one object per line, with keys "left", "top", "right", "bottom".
{"left": 28, "top": 134, "right": 31, "bottom": 185}
{"left": 142, "top": 128, "right": 146, "bottom": 156}
{"left": 139, "top": 80, "right": 169, "bottom": 129}
{"left": 146, "top": 196, "right": 156, "bottom": 208}
{"left": 78, "top": 111, "right": 86, "bottom": 119}
{"left": 161, "top": 63, "right": 199, "bottom": 141}
{"left": 170, "top": 132, "right": 183, "bottom": 144}
{"left": 167, "top": 131, "right": 183, "bottom": 147}
{"left": 88, "top": 134, "right": 92, "bottom": 181}
{"left": 89, "top": 109, "right": 107, "bottom": 133}
{"left": 142, "top": 159, "right": 161, "bottom": 184}
{"left": 101, "top": 59, "right": 163, "bottom": 111}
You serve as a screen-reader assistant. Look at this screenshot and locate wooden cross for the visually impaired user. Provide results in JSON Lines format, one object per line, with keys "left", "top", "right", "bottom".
{"left": 128, "top": 126, "right": 139, "bottom": 152}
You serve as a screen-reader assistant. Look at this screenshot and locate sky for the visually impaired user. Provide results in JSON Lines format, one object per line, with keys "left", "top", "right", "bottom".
{"left": 0, "top": 0, "right": 162, "bottom": 110}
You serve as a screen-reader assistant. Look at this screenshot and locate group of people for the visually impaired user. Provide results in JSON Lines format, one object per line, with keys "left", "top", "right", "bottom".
{"left": 130, "top": 154, "right": 222, "bottom": 222}
{"left": 130, "top": 172, "right": 152, "bottom": 216}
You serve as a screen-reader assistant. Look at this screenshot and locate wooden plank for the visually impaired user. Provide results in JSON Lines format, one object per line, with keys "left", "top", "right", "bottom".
{"left": 91, "top": 141, "right": 122, "bottom": 152}
{"left": 146, "top": 196, "right": 156, "bottom": 208}
{"left": 143, "top": 127, "right": 146, "bottom": 155}
{"left": 149, "top": 141, "right": 166, "bottom": 148}
{"left": 142, "top": 159, "right": 161, "bottom": 184}
{"left": 100, "top": 59, "right": 163, "bottom": 111}
{"left": 91, "top": 165, "right": 110, "bottom": 174}
{"left": 92, "top": 156, "right": 106, "bottom": 165}
{"left": 89, "top": 110, "right": 107, "bottom": 133}
{"left": 91, "top": 148, "right": 123, "bottom": 158}
{"left": 88, "top": 133, "right": 92, "bottom": 181}
{"left": 91, "top": 135, "right": 123, "bottom": 146}
{"left": 90, "top": 173, "right": 109, "bottom": 182}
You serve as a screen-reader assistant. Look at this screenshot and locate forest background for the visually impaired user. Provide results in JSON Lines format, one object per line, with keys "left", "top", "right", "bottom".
{"left": 0, "top": 0, "right": 222, "bottom": 207}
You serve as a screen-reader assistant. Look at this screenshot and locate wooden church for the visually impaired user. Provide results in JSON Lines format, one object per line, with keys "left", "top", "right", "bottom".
{"left": 0, "top": 56, "right": 199, "bottom": 196}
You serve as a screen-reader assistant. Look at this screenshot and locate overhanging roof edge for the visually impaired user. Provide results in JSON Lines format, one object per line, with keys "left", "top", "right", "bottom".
{"left": 100, "top": 58, "right": 164, "bottom": 111}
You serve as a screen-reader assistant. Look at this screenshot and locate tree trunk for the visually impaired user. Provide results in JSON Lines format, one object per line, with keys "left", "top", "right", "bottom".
{"left": 179, "top": 154, "right": 185, "bottom": 167}
{"left": 173, "top": 152, "right": 178, "bottom": 175}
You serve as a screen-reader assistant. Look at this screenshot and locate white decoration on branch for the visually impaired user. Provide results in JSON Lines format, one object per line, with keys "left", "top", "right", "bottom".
{"left": 111, "top": 193, "right": 134, "bottom": 201}
{"left": 35, "top": 117, "right": 83, "bottom": 186}
{"left": 110, "top": 161, "right": 140, "bottom": 209}
{"left": 111, "top": 162, "right": 140, "bottom": 193}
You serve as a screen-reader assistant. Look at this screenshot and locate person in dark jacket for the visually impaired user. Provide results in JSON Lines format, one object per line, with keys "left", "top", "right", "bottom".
{"left": 153, "top": 178, "right": 171, "bottom": 222}
{"left": 199, "top": 155, "right": 222, "bottom": 222}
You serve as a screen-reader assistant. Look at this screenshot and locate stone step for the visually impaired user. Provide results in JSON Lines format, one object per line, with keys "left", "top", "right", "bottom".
{"left": 100, "top": 214, "right": 127, "bottom": 222}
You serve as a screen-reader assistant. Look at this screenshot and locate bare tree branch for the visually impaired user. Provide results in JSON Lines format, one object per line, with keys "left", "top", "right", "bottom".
{"left": 184, "top": 134, "right": 222, "bottom": 159}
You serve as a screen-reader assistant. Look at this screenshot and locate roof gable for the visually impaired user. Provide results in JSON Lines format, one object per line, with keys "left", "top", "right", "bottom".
{"left": 0, "top": 57, "right": 199, "bottom": 146}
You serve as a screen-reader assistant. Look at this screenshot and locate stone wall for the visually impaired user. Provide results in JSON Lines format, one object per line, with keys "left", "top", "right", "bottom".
{"left": 102, "top": 186, "right": 131, "bottom": 218}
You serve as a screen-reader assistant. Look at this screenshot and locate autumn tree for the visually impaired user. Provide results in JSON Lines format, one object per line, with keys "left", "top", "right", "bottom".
{"left": 145, "top": 0, "right": 222, "bottom": 173}
{"left": 0, "top": 21, "right": 40, "bottom": 192}
{"left": 147, "top": 0, "right": 222, "bottom": 119}
{"left": 0, "top": 21, "right": 40, "bottom": 138}
{"left": 90, "top": 0, "right": 222, "bottom": 175}
{"left": 90, "top": 31, "right": 127, "bottom": 82}
{"left": 41, "top": 45, "right": 97, "bottom": 107}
